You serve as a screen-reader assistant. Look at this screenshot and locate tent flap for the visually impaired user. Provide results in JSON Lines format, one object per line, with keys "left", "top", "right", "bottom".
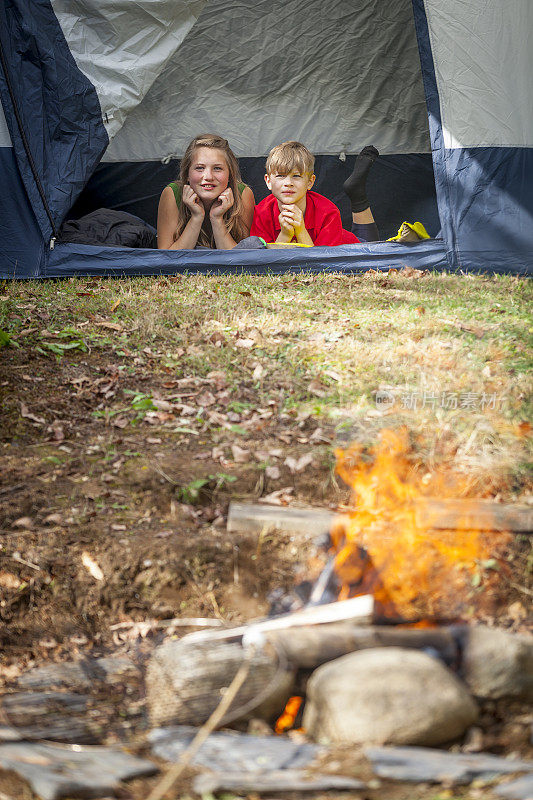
{"left": 0, "top": 0, "right": 109, "bottom": 239}
{"left": 50, "top": 0, "right": 207, "bottom": 140}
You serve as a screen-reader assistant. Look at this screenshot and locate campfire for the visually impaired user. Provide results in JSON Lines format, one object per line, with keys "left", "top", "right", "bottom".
{"left": 331, "top": 428, "right": 510, "bottom": 620}
{"left": 147, "top": 429, "right": 516, "bottom": 744}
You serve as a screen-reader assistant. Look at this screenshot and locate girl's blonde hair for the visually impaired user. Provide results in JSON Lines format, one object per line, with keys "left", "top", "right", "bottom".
{"left": 176, "top": 134, "right": 248, "bottom": 247}
{"left": 265, "top": 141, "right": 315, "bottom": 176}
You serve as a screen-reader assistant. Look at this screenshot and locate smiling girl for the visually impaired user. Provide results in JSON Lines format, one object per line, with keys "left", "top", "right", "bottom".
{"left": 157, "top": 134, "right": 256, "bottom": 250}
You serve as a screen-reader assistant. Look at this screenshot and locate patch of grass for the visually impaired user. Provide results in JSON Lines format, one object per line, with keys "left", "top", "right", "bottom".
{"left": 2, "top": 271, "right": 532, "bottom": 496}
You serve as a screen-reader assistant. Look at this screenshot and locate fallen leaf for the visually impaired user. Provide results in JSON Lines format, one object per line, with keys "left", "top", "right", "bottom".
{"left": 197, "top": 390, "right": 216, "bottom": 407}
{"left": 44, "top": 513, "right": 63, "bottom": 525}
{"left": 146, "top": 436, "right": 162, "bottom": 444}
{"left": 112, "top": 416, "right": 129, "bottom": 428}
{"left": 239, "top": 290, "right": 252, "bottom": 298}
{"left": 48, "top": 420, "right": 65, "bottom": 441}
{"left": 235, "top": 337, "right": 255, "bottom": 349}
{"left": 0, "top": 572, "right": 22, "bottom": 589}
{"left": 111, "top": 523, "right": 126, "bottom": 531}
{"left": 81, "top": 552, "right": 104, "bottom": 581}
{"left": 265, "top": 465, "right": 280, "bottom": 480}
{"left": 284, "top": 453, "right": 314, "bottom": 473}
{"left": 152, "top": 399, "right": 174, "bottom": 412}
{"left": 0, "top": 663, "right": 22, "bottom": 680}
{"left": 308, "top": 379, "right": 327, "bottom": 397}
{"left": 259, "top": 486, "right": 295, "bottom": 505}
{"left": 206, "top": 371, "right": 228, "bottom": 390}
{"left": 517, "top": 421, "right": 531, "bottom": 438}
{"left": 324, "top": 369, "right": 341, "bottom": 382}
{"left": 507, "top": 600, "right": 527, "bottom": 621}
{"left": 111, "top": 298, "right": 121, "bottom": 312}
{"left": 13, "top": 517, "right": 34, "bottom": 529}
{"left": 310, "top": 427, "right": 329, "bottom": 443}
{"left": 416, "top": 306, "right": 426, "bottom": 315}
{"left": 252, "top": 364, "right": 264, "bottom": 380}
{"left": 20, "top": 403, "right": 45, "bottom": 425}
{"left": 231, "top": 444, "right": 251, "bottom": 463}
{"left": 399, "top": 266, "right": 428, "bottom": 278}
{"left": 95, "top": 321, "right": 123, "bottom": 331}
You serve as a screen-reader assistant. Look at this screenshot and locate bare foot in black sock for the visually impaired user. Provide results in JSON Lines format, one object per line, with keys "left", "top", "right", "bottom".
{"left": 343, "top": 145, "right": 379, "bottom": 213}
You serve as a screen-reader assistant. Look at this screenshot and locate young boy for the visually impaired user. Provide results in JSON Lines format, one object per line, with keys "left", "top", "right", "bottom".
{"left": 250, "top": 141, "right": 379, "bottom": 246}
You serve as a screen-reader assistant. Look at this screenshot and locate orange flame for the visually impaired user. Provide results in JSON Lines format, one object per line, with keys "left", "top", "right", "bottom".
{"left": 334, "top": 429, "right": 510, "bottom": 619}
{"left": 275, "top": 696, "right": 303, "bottom": 734}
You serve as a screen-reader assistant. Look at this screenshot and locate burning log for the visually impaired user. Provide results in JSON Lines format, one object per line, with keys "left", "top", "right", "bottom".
{"left": 263, "top": 623, "right": 462, "bottom": 671}
{"left": 415, "top": 499, "right": 533, "bottom": 533}
{"left": 181, "top": 595, "right": 374, "bottom": 647}
{"left": 228, "top": 500, "right": 532, "bottom": 536}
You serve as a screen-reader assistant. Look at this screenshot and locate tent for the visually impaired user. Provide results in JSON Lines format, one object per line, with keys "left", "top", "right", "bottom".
{"left": 1, "top": 0, "right": 531, "bottom": 279}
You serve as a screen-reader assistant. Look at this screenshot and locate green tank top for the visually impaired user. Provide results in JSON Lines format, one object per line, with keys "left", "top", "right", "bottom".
{"left": 167, "top": 181, "right": 246, "bottom": 209}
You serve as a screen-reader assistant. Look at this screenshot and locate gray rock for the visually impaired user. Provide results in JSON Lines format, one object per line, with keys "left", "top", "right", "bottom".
{"left": 303, "top": 647, "right": 478, "bottom": 746}
{"left": 149, "top": 725, "right": 322, "bottom": 771}
{"left": 365, "top": 745, "right": 533, "bottom": 783}
{"left": 0, "top": 741, "right": 157, "bottom": 800}
{"left": 496, "top": 774, "right": 533, "bottom": 799}
{"left": 461, "top": 625, "right": 533, "bottom": 700}
{"left": 193, "top": 769, "right": 366, "bottom": 794}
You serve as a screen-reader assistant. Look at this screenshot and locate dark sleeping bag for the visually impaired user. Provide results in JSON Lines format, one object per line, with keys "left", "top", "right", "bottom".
{"left": 59, "top": 209, "right": 157, "bottom": 248}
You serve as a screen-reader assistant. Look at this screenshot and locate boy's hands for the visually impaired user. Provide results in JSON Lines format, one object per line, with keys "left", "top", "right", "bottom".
{"left": 280, "top": 203, "right": 305, "bottom": 234}
{"left": 278, "top": 203, "right": 305, "bottom": 240}
{"left": 182, "top": 184, "right": 205, "bottom": 219}
{"left": 210, "top": 187, "right": 234, "bottom": 220}
{"left": 278, "top": 206, "right": 295, "bottom": 241}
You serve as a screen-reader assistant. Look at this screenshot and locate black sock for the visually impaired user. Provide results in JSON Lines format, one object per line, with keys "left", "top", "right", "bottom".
{"left": 343, "top": 145, "right": 379, "bottom": 213}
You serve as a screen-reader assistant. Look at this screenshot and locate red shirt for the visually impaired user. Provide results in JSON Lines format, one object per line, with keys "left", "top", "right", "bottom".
{"left": 250, "top": 190, "right": 359, "bottom": 245}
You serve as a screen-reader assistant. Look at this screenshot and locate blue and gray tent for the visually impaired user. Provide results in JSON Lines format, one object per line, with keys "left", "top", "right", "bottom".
{"left": 1, "top": 0, "right": 531, "bottom": 279}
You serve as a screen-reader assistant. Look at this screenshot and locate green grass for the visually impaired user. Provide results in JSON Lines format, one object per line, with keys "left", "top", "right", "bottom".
{"left": 1, "top": 270, "right": 532, "bottom": 498}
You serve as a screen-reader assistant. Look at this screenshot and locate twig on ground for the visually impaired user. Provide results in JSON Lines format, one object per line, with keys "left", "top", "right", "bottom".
{"left": 146, "top": 645, "right": 256, "bottom": 800}
{"left": 508, "top": 580, "right": 533, "bottom": 598}
{"left": 10, "top": 553, "right": 41, "bottom": 571}
{"left": 109, "top": 617, "right": 224, "bottom": 631}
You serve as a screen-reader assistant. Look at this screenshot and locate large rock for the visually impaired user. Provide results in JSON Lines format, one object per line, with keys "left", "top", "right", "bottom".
{"left": 460, "top": 625, "right": 533, "bottom": 700}
{"left": 303, "top": 647, "right": 478, "bottom": 746}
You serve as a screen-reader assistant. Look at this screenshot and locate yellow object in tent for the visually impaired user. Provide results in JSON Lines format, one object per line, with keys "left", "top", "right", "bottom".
{"left": 387, "top": 221, "right": 430, "bottom": 242}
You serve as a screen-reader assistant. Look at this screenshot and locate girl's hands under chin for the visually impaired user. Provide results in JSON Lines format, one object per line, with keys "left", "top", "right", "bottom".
{"left": 182, "top": 184, "right": 205, "bottom": 219}
{"left": 210, "top": 187, "right": 234, "bottom": 219}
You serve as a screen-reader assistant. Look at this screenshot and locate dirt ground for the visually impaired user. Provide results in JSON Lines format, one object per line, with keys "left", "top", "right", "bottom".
{"left": 1, "top": 274, "right": 531, "bottom": 800}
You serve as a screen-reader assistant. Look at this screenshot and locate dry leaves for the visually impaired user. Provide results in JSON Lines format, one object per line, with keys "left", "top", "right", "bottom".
{"left": 284, "top": 453, "right": 314, "bottom": 474}
{"left": 13, "top": 517, "right": 34, "bottom": 529}
{"left": 95, "top": 321, "right": 123, "bottom": 331}
{"left": 259, "top": 486, "right": 295, "bottom": 505}
{"left": 231, "top": 444, "right": 251, "bottom": 463}
{"left": 196, "top": 391, "right": 216, "bottom": 407}
{"left": 20, "top": 403, "right": 45, "bottom": 425}
{"left": 0, "top": 572, "right": 22, "bottom": 589}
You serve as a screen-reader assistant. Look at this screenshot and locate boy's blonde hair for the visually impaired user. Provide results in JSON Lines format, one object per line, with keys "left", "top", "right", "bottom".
{"left": 265, "top": 141, "right": 315, "bottom": 176}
